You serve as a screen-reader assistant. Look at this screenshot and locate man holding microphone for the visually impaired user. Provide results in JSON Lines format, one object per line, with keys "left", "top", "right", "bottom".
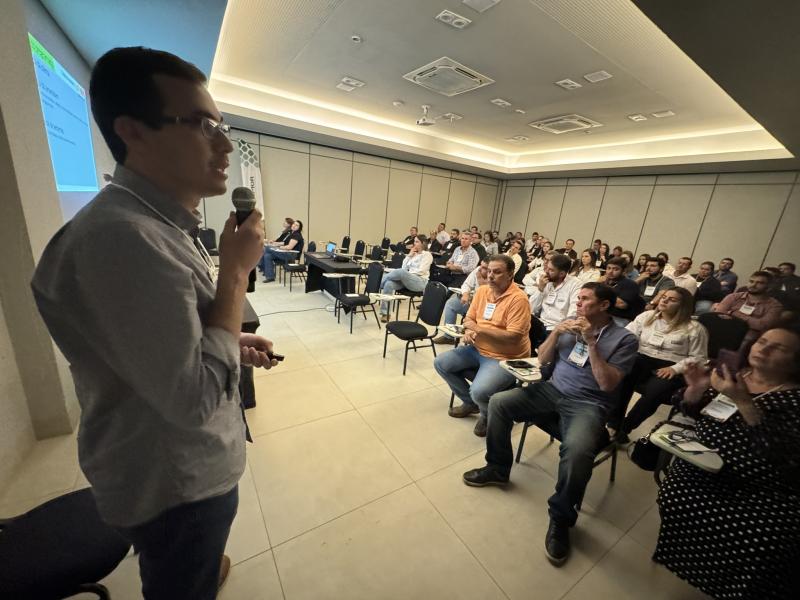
{"left": 31, "top": 47, "right": 277, "bottom": 599}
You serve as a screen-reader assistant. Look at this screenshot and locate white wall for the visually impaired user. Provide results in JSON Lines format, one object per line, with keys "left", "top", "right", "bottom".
{"left": 495, "top": 172, "right": 799, "bottom": 278}
{"left": 202, "top": 130, "right": 502, "bottom": 248}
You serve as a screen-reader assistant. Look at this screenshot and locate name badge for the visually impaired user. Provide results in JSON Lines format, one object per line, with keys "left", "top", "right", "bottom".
{"left": 739, "top": 304, "right": 755, "bottom": 315}
{"left": 483, "top": 302, "right": 497, "bottom": 320}
{"left": 567, "top": 340, "right": 590, "bottom": 367}
{"left": 649, "top": 330, "right": 666, "bottom": 347}
{"left": 644, "top": 285, "right": 656, "bottom": 297}
{"left": 595, "top": 260, "right": 602, "bottom": 267}
{"left": 701, "top": 393, "right": 739, "bottom": 422}
{"left": 545, "top": 291, "right": 557, "bottom": 305}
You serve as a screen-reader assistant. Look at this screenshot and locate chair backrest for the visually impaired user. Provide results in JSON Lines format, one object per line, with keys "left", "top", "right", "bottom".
{"left": 417, "top": 281, "right": 448, "bottom": 327}
{"left": 368, "top": 245, "right": 383, "bottom": 260}
{"left": 307, "top": 240, "right": 317, "bottom": 253}
{"left": 697, "top": 312, "right": 750, "bottom": 358}
{"left": 381, "top": 237, "right": 391, "bottom": 249}
{"left": 340, "top": 235, "right": 351, "bottom": 252}
{"left": 353, "top": 240, "right": 365, "bottom": 257}
{"left": 389, "top": 253, "right": 404, "bottom": 268}
{"left": 198, "top": 228, "right": 217, "bottom": 250}
{"left": 365, "top": 261, "right": 384, "bottom": 294}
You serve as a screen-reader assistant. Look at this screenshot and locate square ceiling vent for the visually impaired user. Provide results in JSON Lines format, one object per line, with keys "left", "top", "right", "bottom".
{"left": 403, "top": 57, "right": 494, "bottom": 97}
{"left": 528, "top": 114, "right": 603, "bottom": 134}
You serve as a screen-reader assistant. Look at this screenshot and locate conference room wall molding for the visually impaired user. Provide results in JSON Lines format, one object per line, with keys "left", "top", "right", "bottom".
{"left": 494, "top": 171, "right": 800, "bottom": 279}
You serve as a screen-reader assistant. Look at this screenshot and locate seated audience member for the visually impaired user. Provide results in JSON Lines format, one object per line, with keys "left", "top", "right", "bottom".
{"left": 526, "top": 232, "right": 540, "bottom": 254}
{"left": 498, "top": 232, "right": 515, "bottom": 253}
{"left": 638, "top": 257, "right": 675, "bottom": 309}
{"left": 772, "top": 262, "right": 800, "bottom": 320}
{"left": 654, "top": 328, "right": 800, "bottom": 600}
{"left": 258, "top": 216, "right": 294, "bottom": 274}
{"left": 471, "top": 232, "right": 488, "bottom": 261}
{"left": 434, "top": 259, "right": 489, "bottom": 345}
{"left": 607, "top": 287, "right": 708, "bottom": 440}
{"left": 603, "top": 257, "right": 645, "bottom": 326}
{"left": 669, "top": 256, "right": 697, "bottom": 295}
{"left": 432, "top": 232, "right": 479, "bottom": 287}
{"left": 713, "top": 257, "right": 738, "bottom": 296}
{"left": 505, "top": 239, "right": 524, "bottom": 275}
{"left": 572, "top": 249, "right": 602, "bottom": 284}
{"left": 523, "top": 251, "right": 555, "bottom": 302}
{"left": 390, "top": 227, "right": 418, "bottom": 253}
{"left": 556, "top": 238, "right": 578, "bottom": 261}
{"left": 433, "top": 222, "right": 450, "bottom": 247}
{"left": 528, "top": 239, "right": 553, "bottom": 270}
{"left": 777, "top": 262, "right": 800, "bottom": 294}
{"left": 378, "top": 236, "right": 432, "bottom": 322}
{"left": 261, "top": 220, "right": 304, "bottom": 282}
{"left": 463, "top": 283, "right": 638, "bottom": 564}
{"left": 591, "top": 239, "right": 602, "bottom": 254}
{"left": 693, "top": 260, "right": 724, "bottom": 314}
{"left": 598, "top": 243, "right": 612, "bottom": 268}
{"left": 656, "top": 252, "right": 675, "bottom": 277}
{"left": 713, "top": 271, "right": 783, "bottom": 341}
{"left": 482, "top": 231, "right": 499, "bottom": 255}
{"left": 437, "top": 228, "right": 460, "bottom": 262}
{"left": 611, "top": 245, "right": 623, "bottom": 259}
{"left": 621, "top": 250, "right": 638, "bottom": 279}
{"left": 530, "top": 254, "right": 581, "bottom": 344}
{"left": 636, "top": 253, "right": 650, "bottom": 274}
{"left": 469, "top": 225, "right": 479, "bottom": 235}
{"left": 435, "top": 255, "right": 531, "bottom": 436}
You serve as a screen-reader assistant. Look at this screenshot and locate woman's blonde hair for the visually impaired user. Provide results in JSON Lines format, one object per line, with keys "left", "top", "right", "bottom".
{"left": 645, "top": 286, "right": 694, "bottom": 332}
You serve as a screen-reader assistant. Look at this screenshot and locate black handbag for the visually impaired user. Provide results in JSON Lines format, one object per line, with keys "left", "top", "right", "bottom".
{"left": 628, "top": 419, "right": 694, "bottom": 471}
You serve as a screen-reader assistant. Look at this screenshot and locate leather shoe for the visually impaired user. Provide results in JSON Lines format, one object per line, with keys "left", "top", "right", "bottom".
{"left": 462, "top": 465, "right": 509, "bottom": 487}
{"left": 218, "top": 554, "right": 231, "bottom": 589}
{"left": 473, "top": 415, "right": 487, "bottom": 437}
{"left": 448, "top": 402, "right": 480, "bottom": 418}
{"left": 544, "top": 519, "right": 570, "bottom": 565}
{"left": 433, "top": 335, "right": 456, "bottom": 345}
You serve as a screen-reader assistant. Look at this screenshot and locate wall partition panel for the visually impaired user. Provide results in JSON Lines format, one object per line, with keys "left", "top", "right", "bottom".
{"left": 308, "top": 154, "right": 352, "bottom": 246}
{"left": 472, "top": 183, "right": 499, "bottom": 232}
{"left": 417, "top": 174, "right": 450, "bottom": 236}
{"left": 349, "top": 162, "right": 389, "bottom": 246}
{"left": 554, "top": 185, "right": 604, "bottom": 251}
{"left": 499, "top": 185, "right": 533, "bottom": 235}
{"left": 526, "top": 184, "right": 565, "bottom": 242}
{"left": 763, "top": 184, "right": 800, "bottom": 267}
{"left": 592, "top": 185, "right": 652, "bottom": 253}
{"left": 259, "top": 146, "right": 309, "bottom": 240}
{"left": 385, "top": 167, "right": 422, "bottom": 242}
{"left": 693, "top": 183, "right": 791, "bottom": 279}
{"left": 636, "top": 184, "right": 713, "bottom": 261}
{"left": 446, "top": 178, "right": 477, "bottom": 231}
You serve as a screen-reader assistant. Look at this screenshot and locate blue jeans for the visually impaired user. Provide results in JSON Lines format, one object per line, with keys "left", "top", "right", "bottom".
{"left": 443, "top": 294, "right": 469, "bottom": 335}
{"left": 379, "top": 270, "right": 427, "bottom": 314}
{"left": 116, "top": 486, "right": 238, "bottom": 600}
{"left": 433, "top": 344, "right": 517, "bottom": 416}
{"left": 486, "top": 383, "right": 607, "bottom": 527}
{"left": 261, "top": 247, "right": 293, "bottom": 280}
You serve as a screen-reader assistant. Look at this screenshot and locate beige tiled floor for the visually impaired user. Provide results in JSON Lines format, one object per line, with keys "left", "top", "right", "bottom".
{"left": 1, "top": 280, "right": 710, "bottom": 599}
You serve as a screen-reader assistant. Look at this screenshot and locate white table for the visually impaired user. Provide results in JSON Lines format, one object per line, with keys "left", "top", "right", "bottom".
{"left": 499, "top": 359, "right": 542, "bottom": 384}
{"left": 651, "top": 423, "right": 723, "bottom": 473}
{"left": 369, "top": 293, "right": 411, "bottom": 320}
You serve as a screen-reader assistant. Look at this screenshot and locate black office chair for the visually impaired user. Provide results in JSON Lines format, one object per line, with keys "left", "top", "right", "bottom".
{"left": 0, "top": 488, "right": 131, "bottom": 599}
{"left": 382, "top": 281, "right": 448, "bottom": 375}
{"left": 379, "top": 237, "right": 391, "bottom": 259}
{"left": 697, "top": 312, "right": 750, "bottom": 357}
{"left": 284, "top": 241, "right": 312, "bottom": 291}
{"left": 352, "top": 240, "right": 366, "bottom": 259}
{"left": 197, "top": 228, "right": 219, "bottom": 256}
{"left": 340, "top": 235, "right": 351, "bottom": 253}
{"left": 387, "top": 253, "right": 404, "bottom": 268}
{"left": 338, "top": 262, "right": 384, "bottom": 333}
{"left": 357, "top": 246, "right": 384, "bottom": 289}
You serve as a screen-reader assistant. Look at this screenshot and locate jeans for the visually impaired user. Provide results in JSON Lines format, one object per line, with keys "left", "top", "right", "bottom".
{"left": 116, "top": 486, "right": 238, "bottom": 600}
{"left": 379, "top": 270, "right": 427, "bottom": 314}
{"left": 261, "top": 247, "right": 293, "bottom": 280}
{"left": 443, "top": 294, "right": 469, "bottom": 335}
{"left": 694, "top": 300, "right": 713, "bottom": 315}
{"left": 486, "top": 383, "right": 606, "bottom": 526}
{"left": 433, "top": 344, "right": 517, "bottom": 416}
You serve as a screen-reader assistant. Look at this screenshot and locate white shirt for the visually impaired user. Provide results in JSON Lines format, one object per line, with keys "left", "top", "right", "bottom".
{"left": 435, "top": 230, "right": 450, "bottom": 245}
{"left": 459, "top": 268, "right": 484, "bottom": 294}
{"left": 626, "top": 311, "right": 708, "bottom": 373}
{"left": 402, "top": 251, "right": 433, "bottom": 279}
{"left": 671, "top": 271, "right": 698, "bottom": 295}
{"left": 663, "top": 263, "right": 675, "bottom": 277}
{"left": 508, "top": 253, "right": 523, "bottom": 275}
{"left": 574, "top": 268, "right": 602, "bottom": 284}
{"left": 531, "top": 274, "right": 582, "bottom": 329}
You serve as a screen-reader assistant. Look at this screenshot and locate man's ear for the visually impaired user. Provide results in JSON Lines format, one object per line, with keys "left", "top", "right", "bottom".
{"left": 113, "top": 115, "right": 145, "bottom": 155}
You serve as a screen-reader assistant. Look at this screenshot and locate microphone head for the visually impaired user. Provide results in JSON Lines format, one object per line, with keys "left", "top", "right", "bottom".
{"left": 232, "top": 186, "right": 256, "bottom": 211}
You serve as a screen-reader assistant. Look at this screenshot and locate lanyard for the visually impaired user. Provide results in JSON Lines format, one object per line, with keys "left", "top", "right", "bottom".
{"left": 107, "top": 182, "right": 218, "bottom": 282}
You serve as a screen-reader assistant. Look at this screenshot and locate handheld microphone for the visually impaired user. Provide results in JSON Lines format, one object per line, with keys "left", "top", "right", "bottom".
{"left": 231, "top": 187, "right": 258, "bottom": 292}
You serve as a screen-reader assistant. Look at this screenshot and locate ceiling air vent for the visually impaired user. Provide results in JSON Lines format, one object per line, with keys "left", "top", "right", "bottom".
{"left": 528, "top": 114, "right": 603, "bottom": 134}
{"left": 403, "top": 57, "right": 494, "bottom": 97}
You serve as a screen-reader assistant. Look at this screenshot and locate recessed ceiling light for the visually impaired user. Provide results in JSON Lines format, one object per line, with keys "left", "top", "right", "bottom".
{"left": 336, "top": 82, "right": 355, "bottom": 92}
{"left": 555, "top": 78, "right": 582, "bottom": 90}
{"left": 514, "top": 109, "right": 526, "bottom": 115}
{"left": 441, "top": 112, "right": 463, "bottom": 121}
{"left": 652, "top": 110, "right": 676, "bottom": 118}
{"left": 463, "top": 0, "right": 501, "bottom": 13}
{"left": 505, "top": 135, "right": 529, "bottom": 142}
{"left": 341, "top": 76, "right": 365, "bottom": 88}
{"left": 435, "top": 9, "right": 472, "bottom": 29}
{"left": 627, "top": 114, "right": 647, "bottom": 122}
{"left": 583, "top": 70, "right": 613, "bottom": 83}
{"left": 392, "top": 100, "right": 405, "bottom": 107}
{"left": 490, "top": 98, "right": 511, "bottom": 107}
{"left": 350, "top": 34, "right": 362, "bottom": 44}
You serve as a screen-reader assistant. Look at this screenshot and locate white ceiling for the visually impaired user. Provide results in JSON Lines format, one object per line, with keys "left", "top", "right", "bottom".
{"left": 210, "top": 0, "right": 791, "bottom": 175}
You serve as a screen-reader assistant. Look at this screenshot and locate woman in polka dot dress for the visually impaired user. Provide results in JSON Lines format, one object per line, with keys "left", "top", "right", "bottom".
{"left": 654, "top": 328, "right": 800, "bottom": 599}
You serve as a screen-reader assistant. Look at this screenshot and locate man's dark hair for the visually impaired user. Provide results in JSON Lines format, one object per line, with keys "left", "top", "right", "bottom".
{"left": 751, "top": 270, "right": 773, "bottom": 280}
{"left": 701, "top": 261, "right": 715, "bottom": 270}
{"left": 90, "top": 47, "right": 207, "bottom": 163}
{"left": 550, "top": 254, "right": 572, "bottom": 273}
{"left": 566, "top": 238, "right": 575, "bottom": 244}
{"left": 284, "top": 217, "right": 295, "bottom": 225}
{"left": 657, "top": 251, "right": 669, "bottom": 261}
{"left": 606, "top": 257, "right": 627, "bottom": 269}
{"left": 581, "top": 282, "right": 617, "bottom": 311}
{"left": 647, "top": 257, "right": 666, "bottom": 269}
{"left": 488, "top": 254, "right": 515, "bottom": 274}
{"left": 779, "top": 262, "right": 796, "bottom": 273}
{"left": 452, "top": 228, "right": 460, "bottom": 235}
{"left": 680, "top": 256, "right": 693, "bottom": 265}
{"left": 722, "top": 257, "right": 735, "bottom": 265}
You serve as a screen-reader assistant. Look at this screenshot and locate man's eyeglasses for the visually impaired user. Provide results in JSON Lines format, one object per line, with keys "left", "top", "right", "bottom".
{"left": 160, "top": 116, "right": 231, "bottom": 139}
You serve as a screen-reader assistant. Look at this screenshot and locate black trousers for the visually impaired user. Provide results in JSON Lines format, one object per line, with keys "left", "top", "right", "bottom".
{"left": 608, "top": 354, "right": 684, "bottom": 433}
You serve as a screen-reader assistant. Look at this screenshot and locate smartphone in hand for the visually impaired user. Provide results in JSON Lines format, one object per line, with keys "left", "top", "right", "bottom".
{"left": 714, "top": 349, "right": 743, "bottom": 379}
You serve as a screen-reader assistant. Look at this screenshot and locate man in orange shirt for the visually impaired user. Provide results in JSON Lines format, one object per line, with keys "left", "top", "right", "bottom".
{"left": 434, "top": 254, "right": 531, "bottom": 436}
